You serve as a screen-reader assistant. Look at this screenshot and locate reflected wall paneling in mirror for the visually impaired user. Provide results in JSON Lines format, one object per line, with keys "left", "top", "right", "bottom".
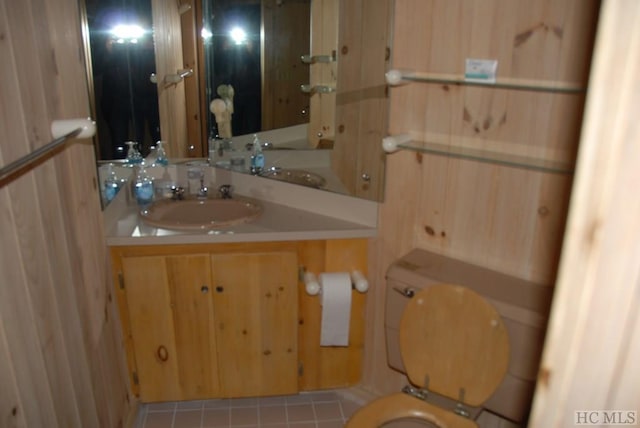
{"left": 333, "top": 0, "right": 391, "bottom": 200}
{"left": 180, "top": 0, "right": 204, "bottom": 153}
{"left": 151, "top": 0, "right": 189, "bottom": 158}
{"left": 199, "top": 0, "right": 310, "bottom": 139}
{"left": 262, "top": 0, "right": 311, "bottom": 131}
{"left": 308, "top": 0, "right": 338, "bottom": 149}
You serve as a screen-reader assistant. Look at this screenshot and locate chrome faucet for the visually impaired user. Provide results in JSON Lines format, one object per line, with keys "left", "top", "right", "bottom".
{"left": 170, "top": 185, "right": 185, "bottom": 200}
{"left": 218, "top": 184, "right": 232, "bottom": 199}
{"left": 197, "top": 178, "right": 208, "bottom": 198}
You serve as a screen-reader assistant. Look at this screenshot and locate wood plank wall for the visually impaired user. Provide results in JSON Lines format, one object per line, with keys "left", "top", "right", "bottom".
{"left": 0, "top": 0, "right": 131, "bottom": 426}
{"left": 152, "top": 0, "right": 190, "bottom": 158}
{"left": 333, "top": 0, "right": 390, "bottom": 200}
{"left": 363, "top": 0, "right": 600, "bottom": 396}
{"left": 530, "top": 1, "right": 640, "bottom": 425}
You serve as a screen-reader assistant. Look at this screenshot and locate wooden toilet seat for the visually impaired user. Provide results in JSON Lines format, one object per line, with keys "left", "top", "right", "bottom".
{"left": 346, "top": 284, "right": 510, "bottom": 427}
{"left": 345, "top": 392, "right": 477, "bottom": 428}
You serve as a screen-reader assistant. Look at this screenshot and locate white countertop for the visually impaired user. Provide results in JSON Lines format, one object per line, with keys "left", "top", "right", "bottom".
{"left": 103, "top": 165, "right": 378, "bottom": 246}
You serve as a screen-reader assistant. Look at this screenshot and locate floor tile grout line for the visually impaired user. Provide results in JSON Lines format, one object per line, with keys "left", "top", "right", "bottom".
{"left": 284, "top": 401, "right": 289, "bottom": 428}
{"left": 256, "top": 402, "right": 261, "bottom": 428}
{"left": 311, "top": 400, "right": 319, "bottom": 428}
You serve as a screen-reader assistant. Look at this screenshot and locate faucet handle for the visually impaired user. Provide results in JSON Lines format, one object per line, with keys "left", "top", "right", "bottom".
{"left": 218, "top": 184, "right": 232, "bottom": 199}
{"left": 198, "top": 178, "right": 208, "bottom": 198}
{"left": 171, "top": 185, "right": 185, "bottom": 200}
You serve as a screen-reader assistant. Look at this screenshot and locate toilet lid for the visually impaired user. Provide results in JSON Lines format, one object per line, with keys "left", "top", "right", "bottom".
{"left": 399, "top": 284, "right": 510, "bottom": 407}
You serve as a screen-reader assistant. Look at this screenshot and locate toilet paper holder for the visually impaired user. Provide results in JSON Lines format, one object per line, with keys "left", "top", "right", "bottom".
{"left": 301, "top": 269, "right": 369, "bottom": 295}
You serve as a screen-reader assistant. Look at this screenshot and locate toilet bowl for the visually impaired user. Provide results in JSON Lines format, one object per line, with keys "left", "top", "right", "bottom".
{"left": 347, "top": 249, "right": 553, "bottom": 427}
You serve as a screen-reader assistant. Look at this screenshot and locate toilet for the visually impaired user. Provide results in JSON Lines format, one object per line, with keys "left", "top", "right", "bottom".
{"left": 347, "top": 249, "right": 553, "bottom": 427}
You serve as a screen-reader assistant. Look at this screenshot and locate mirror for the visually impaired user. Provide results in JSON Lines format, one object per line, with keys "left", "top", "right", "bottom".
{"left": 85, "top": 0, "right": 161, "bottom": 160}
{"left": 201, "top": 0, "right": 310, "bottom": 137}
{"left": 85, "top": 0, "right": 389, "bottom": 202}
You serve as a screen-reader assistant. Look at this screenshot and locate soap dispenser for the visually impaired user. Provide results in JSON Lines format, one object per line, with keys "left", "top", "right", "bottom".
{"left": 250, "top": 134, "right": 265, "bottom": 175}
{"left": 134, "top": 162, "right": 154, "bottom": 206}
{"left": 103, "top": 163, "right": 121, "bottom": 203}
{"left": 155, "top": 140, "right": 169, "bottom": 166}
{"left": 125, "top": 141, "right": 143, "bottom": 164}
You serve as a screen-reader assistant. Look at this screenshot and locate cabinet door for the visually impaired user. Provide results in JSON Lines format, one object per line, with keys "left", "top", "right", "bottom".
{"left": 122, "top": 254, "right": 220, "bottom": 401}
{"left": 211, "top": 251, "right": 298, "bottom": 397}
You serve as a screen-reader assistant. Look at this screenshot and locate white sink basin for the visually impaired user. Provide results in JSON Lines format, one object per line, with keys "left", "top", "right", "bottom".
{"left": 140, "top": 197, "right": 262, "bottom": 230}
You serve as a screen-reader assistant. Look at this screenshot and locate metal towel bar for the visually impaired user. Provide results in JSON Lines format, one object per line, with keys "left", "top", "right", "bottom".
{"left": 0, "top": 118, "right": 95, "bottom": 187}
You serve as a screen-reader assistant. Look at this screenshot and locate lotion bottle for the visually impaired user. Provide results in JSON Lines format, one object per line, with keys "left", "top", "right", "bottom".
{"left": 250, "top": 134, "right": 265, "bottom": 175}
{"left": 155, "top": 140, "right": 169, "bottom": 166}
{"left": 103, "top": 163, "right": 120, "bottom": 203}
{"left": 134, "top": 163, "right": 154, "bottom": 206}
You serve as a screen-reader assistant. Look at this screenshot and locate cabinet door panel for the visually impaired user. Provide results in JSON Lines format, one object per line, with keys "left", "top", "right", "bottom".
{"left": 123, "top": 254, "right": 220, "bottom": 401}
{"left": 165, "top": 255, "right": 220, "bottom": 399}
{"left": 211, "top": 252, "right": 298, "bottom": 397}
{"left": 122, "top": 256, "right": 181, "bottom": 401}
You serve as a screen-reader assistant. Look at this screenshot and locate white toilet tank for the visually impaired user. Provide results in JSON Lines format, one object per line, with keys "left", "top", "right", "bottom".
{"left": 385, "top": 249, "right": 553, "bottom": 423}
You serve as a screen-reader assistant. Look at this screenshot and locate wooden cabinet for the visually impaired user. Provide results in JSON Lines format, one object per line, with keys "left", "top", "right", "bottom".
{"left": 111, "top": 239, "right": 367, "bottom": 402}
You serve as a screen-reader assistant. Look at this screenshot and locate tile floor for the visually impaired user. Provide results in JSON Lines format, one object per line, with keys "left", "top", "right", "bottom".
{"left": 134, "top": 390, "right": 363, "bottom": 428}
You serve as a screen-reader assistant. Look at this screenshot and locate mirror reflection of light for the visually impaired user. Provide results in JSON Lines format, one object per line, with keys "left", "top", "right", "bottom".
{"left": 229, "top": 26, "right": 247, "bottom": 45}
{"left": 201, "top": 27, "right": 213, "bottom": 40}
{"left": 110, "top": 24, "right": 146, "bottom": 44}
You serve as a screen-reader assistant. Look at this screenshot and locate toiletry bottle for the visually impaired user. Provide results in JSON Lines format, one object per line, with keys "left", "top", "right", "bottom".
{"left": 250, "top": 134, "right": 265, "bottom": 174}
{"left": 134, "top": 163, "right": 154, "bottom": 206}
{"left": 103, "top": 163, "right": 121, "bottom": 203}
{"left": 155, "top": 140, "right": 169, "bottom": 166}
{"left": 125, "top": 141, "right": 143, "bottom": 164}
{"left": 207, "top": 131, "right": 217, "bottom": 166}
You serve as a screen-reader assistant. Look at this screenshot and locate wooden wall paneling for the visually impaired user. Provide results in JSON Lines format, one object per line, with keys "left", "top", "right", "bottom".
{"left": 0, "top": 4, "right": 60, "bottom": 425}
{"left": 510, "top": 0, "right": 599, "bottom": 84}
{"left": 308, "top": 0, "right": 338, "bottom": 147}
{"left": 152, "top": 0, "right": 189, "bottom": 158}
{"left": 90, "top": 318, "right": 133, "bottom": 428}
{"left": 262, "top": 0, "right": 311, "bottom": 131}
{"left": 530, "top": 1, "right": 640, "bottom": 424}
{"left": 180, "top": 0, "right": 203, "bottom": 156}
{"left": 332, "top": 0, "right": 363, "bottom": 194}
{"left": 415, "top": 157, "right": 570, "bottom": 282}
{"left": 45, "top": 0, "right": 110, "bottom": 349}
{"left": 0, "top": 314, "right": 26, "bottom": 427}
{"left": 353, "top": 0, "right": 389, "bottom": 200}
{"left": 47, "top": 0, "right": 131, "bottom": 422}
{"left": 528, "top": 173, "right": 573, "bottom": 283}
{"left": 0, "top": 0, "right": 132, "bottom": 425}
{"left": 362, "top": 150, "right": 424, "bottom": 394}
{"left": 2, "top": 1, "right": 93, "bottom": 425}
{"left": 0, "top": 186, "right": 58, "bottom": 426}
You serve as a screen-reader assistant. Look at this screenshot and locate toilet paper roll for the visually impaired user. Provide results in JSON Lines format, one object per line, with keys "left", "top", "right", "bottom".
{"left": 319, "top": 272, "right": 352, "bottom": 347}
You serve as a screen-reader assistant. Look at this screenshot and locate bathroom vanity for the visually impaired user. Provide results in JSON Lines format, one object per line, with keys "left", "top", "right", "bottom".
{"left": 104, "top": 167, "right": 377, "bottom": 402}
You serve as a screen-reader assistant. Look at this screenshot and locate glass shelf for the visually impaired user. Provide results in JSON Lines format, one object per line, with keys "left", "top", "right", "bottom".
{"left": 391, "top": 71, "right": 586, "bottom": 94}
{"left": 397, "top": 139, "right": 574, "bottom": 174}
